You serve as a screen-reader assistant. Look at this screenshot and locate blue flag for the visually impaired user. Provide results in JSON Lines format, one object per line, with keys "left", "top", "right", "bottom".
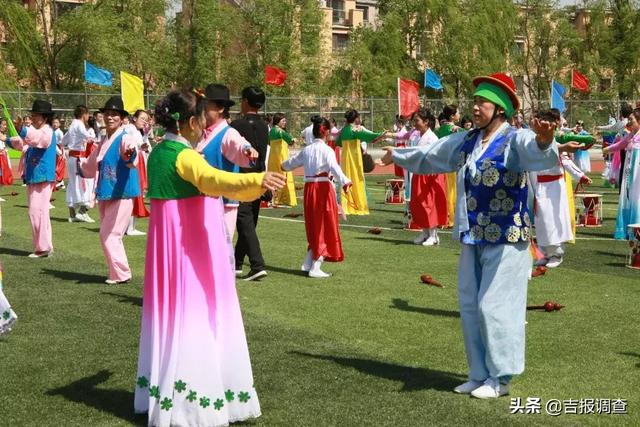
{"left": 84, "top": 60, "right": 113, "bottom": 87}
{"left": 424, "top": 69, "right": 443, "bottom": 90}
{"left": 551, "top": 80, "right": 566, "bottom": 113}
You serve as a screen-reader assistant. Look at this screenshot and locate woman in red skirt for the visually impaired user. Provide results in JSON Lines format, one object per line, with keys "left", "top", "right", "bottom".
{"left": 409, "top": 108, "right": 448, "bottom": 246}
{"left": 282, "top": 117, "right": 352, "bottom": 278}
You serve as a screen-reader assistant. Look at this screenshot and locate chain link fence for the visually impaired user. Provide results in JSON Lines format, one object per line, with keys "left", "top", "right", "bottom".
{"left": 0, "top": 89, "right": 629, "bottom": 135}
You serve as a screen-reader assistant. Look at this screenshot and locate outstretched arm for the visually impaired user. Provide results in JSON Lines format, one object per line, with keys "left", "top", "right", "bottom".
{"left": 177, "top": 149, "right": 285, "bottom": 201}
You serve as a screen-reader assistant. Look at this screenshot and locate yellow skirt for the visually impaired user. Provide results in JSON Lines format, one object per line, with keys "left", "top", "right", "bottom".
{"left": 267, "top": 139, "right": 297, "bottom": 207}
{"left": 340, "top": 139, "right": 369, "bottom": 215}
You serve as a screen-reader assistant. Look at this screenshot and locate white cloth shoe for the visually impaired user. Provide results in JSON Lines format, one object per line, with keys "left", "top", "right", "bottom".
{"left": 28, "top": 251, "right": 52, "bottom": 258}
{"left": 534, "top": 257, "right": 548, "bottom": 267}
{"left": 413, "top": 231, "right": 427, "bottom": 245}
{"left": 545, "top": 256, "right": 563, "bottom": 268}
{"left": 301, "top": 250, "right": 313, "bottom": 272}
{"left": 126, "top": 229, "right": 146, "bottom": 236}
{"left": 309, "top": 257, "right": 331, "bottom": 278}
{"left": 422, "top": 229, "right": 439, "bottom": 246}
{"left": 68, "top": 216, "right": 82, "bottom": 223}
{"left": 453, "top": 380, "right": 483, "bottom": 394}
{"left": 470, "top": 377, "right": 509, "bottom": 399}
{"left": 81, "top": 213, "right": 96, "bottom": 223}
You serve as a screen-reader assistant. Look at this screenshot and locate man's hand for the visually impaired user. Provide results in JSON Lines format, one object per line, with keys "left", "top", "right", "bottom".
{"left": 244, "top": 146, "right": 259, "bottom": 161}
{"left": 262, "top": 172, "right": 286, "bottom": 191}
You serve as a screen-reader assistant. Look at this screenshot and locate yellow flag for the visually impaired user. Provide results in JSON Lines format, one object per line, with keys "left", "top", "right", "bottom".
{"left": 120, "top": 71, "right": 145, "bottom": 114}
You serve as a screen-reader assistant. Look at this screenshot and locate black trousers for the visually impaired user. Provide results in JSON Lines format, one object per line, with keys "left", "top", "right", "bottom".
{"left": 618, "top": 150, "right": 626, "bottom": 194}
{"left": 235, "top": 199, "right": 265, "bottom": 271}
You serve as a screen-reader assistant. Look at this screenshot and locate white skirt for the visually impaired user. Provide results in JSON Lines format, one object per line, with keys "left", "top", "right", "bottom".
{"left": 531, "top": 175, "right": 574, "bottom": 246}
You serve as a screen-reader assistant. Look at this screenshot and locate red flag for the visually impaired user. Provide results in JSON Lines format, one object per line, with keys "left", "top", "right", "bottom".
{"left": 572, "top": 70, "right": 589, "bottom": 92}
{"left": 398, "top": 78, "right": 420, "bottom": 117}
{"left": 265, "top": 65, "right": 287, "bottom": 86}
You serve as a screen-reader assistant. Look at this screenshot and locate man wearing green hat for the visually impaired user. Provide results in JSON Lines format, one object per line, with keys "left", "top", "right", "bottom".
{"left": 379, "top": 73, "right": 558, "bottom": 399}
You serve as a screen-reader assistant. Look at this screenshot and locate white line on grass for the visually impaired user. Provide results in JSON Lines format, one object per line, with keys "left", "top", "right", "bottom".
{"left": 260, "top": 216, "right": 618, "bottom": 241}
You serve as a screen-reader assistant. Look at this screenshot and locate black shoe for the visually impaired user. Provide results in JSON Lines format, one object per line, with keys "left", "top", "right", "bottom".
{"left": 243, "top": 269, "right": 267, "bottom": 281}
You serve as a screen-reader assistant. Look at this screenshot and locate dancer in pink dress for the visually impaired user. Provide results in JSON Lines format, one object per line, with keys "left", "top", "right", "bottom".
{"left": 9, "top": 100, "right": 58, "bottom": 257}
{"left": 135, "top": 89, "right": 285, "bottom": 426}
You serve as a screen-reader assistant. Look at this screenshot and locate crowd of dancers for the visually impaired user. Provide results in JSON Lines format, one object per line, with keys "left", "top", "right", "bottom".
{"left": 0, "top": 71, "right": 638, "bottom": 426}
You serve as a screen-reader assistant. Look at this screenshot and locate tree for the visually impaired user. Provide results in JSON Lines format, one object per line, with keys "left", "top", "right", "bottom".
{"left": 514, "top": 0, "right": 581, "bottom": 111}
{"left": 0, "top": 0, "right": 176, "bottom": 90}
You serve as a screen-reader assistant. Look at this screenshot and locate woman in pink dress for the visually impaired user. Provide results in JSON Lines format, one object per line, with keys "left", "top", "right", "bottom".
{"left": 135, "top": 89, "right": 285, "bottom": 426}
{"left": 9, "top": 101, "right": 58, "bottom": 257}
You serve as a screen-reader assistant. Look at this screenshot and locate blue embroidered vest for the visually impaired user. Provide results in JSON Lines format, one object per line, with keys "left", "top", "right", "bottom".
{"left": 24, "top": 128, "right": 57, "bottom": 184}
{"left": 459, "top": 127, "right": 532, "bottom": 245}
{"left": 201, "top": 126, "right": 239, "bottom": 205}
{"left": 95, "top": 130, "right": 141, "bottom": 200}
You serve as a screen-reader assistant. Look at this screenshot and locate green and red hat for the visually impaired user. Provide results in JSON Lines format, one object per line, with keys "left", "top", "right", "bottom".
{"left": 472, "top": 73, "right": 520, "bottom": 119}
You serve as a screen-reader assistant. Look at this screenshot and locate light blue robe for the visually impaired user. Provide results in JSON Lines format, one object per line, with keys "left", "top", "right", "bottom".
{"left": 393, "top": 122, "right": 559, "bottom": 382}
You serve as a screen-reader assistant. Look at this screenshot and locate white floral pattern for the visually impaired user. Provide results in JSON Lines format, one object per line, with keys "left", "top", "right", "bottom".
{"left": 471, "top": 173, "right": 482, "bottom": 186}
{"left": 501, "top": 198, "right": 515, "bottom": 212}
{"left": 513, "top": 213, "right": 522, "bottom": 227}
{"left": 503, "top": 171, "right": 517, "bottom": 187}
{"left": 467, "top": 196, "right": 477, "bottom": 211}
{"left": 477, "top": 212, "right": 491, "bottom": 226}
{"left": 489, "top": 198, "right": 501, "bottom": 211}
{"left": 480, "top": 158, "right": 493, "bottom": 170}
{"left": 456, "top": 152, "right": 466, "bottom": 169}
{"left": 482, "top": 167, "right": 500, "bottom": 187}
{"left": 506, "top": 226, "right": 521, "bottom": 243}
{"left": 484, "top": 224, "right": 501, "bottom": 242}
{"left": 521, "top": 226, "right": 531, "bottom": 241}
{"left": 519, "top": 173, "right": 527, "bottom": 188}
{"left": 469, "top": 225, "right": 484, "bottom": 241}
{"left": 523, "top": 212, "right": 531, "bottom": 226}
{"left": 495, "top": 189, "right": 507, "bottom": 200}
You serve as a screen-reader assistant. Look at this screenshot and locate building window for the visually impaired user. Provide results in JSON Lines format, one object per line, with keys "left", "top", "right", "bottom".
{"left": 332, "top": 33, "right": 349, "bottom": 52}
{"left": 356, "top": 5, "right": 369, "bottom": 22}
{"left": 55, "top": 0, "right": 82, "bottom": 19}
{"left": 328, "top": 0, "right": 346, "bottom": 25}
{"left": 513, "top": 39, "right": 525, "bottom": 56}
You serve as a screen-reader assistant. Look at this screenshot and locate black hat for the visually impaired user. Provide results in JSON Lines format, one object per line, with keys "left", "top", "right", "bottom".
{"left": 30, "top": 99, "right": 54, "bottom": 116}
{"left": 204, "top": 84, "right": 235, "bottom": 108}
{"left": 241, "top": 86, "right": 265, "bottom": 109}
{"left": 99, "top": 96, "right": 129, "bottom": 116}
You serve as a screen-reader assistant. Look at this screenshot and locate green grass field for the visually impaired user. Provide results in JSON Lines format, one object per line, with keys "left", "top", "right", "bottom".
{"left": 0, "top": 176, "right": 638, "bottom": 426}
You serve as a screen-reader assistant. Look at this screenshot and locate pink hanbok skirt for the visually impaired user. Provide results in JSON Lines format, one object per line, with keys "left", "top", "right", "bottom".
{"left": 135, "top": 195, "right": 260, "bottom": 426}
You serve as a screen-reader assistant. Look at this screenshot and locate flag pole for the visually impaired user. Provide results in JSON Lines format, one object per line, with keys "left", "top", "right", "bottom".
{"left": 397, "top": 77, "right": 401, "bottom": 118}
{"left": 83, "top": 60, "right": 89, "bottom": 107}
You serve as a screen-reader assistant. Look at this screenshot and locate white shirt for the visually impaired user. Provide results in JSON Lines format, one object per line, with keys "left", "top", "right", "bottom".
{"left": 301, "top": 124, "right": 314, "bottom": 145}
{"left": 416, "top": 128, "right": 438, "bottom": 146}
{"left": 282, "top": 138, "right": 351, "bottom": 186}
{"left": 54, "top": 128, "right": 64, "bottom": 146}
{"left": 61, "top": 119, "right": 92, "bottom": 151}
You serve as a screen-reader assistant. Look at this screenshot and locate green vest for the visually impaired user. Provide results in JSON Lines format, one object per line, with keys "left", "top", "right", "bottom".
{"left": 147, "top": 140, "right": 201, "bottom": 200}
{"left": 435, "top": 123, "right": 456, "bottom": 139}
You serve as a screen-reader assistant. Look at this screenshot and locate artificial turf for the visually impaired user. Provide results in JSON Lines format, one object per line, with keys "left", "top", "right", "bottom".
{"left": 0, "top": 175, "right": 638, "bottom": 426}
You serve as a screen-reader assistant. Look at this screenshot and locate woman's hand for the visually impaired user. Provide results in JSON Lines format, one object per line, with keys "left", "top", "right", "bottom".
{"left": 342, "top": 182, "right": 352, "bottom": 193}
{"left": 532, "top": 117, "right": 556, "bottom": 146}
{"left": 602, "top": 146, "right": 610, "bottom": 155}
{"left": 262, "top": 172, "right": 286, "bottom": 191}
{"left": 558, "top": 141, "right": 582, "bottom": 153}
{"left": 376, "top": 147, "right": 395, "bottom": 166}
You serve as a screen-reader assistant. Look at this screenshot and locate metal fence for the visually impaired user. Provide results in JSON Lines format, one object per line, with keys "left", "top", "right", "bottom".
{"left": 0, "top": 89, "right": 629, "bottom": 134}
